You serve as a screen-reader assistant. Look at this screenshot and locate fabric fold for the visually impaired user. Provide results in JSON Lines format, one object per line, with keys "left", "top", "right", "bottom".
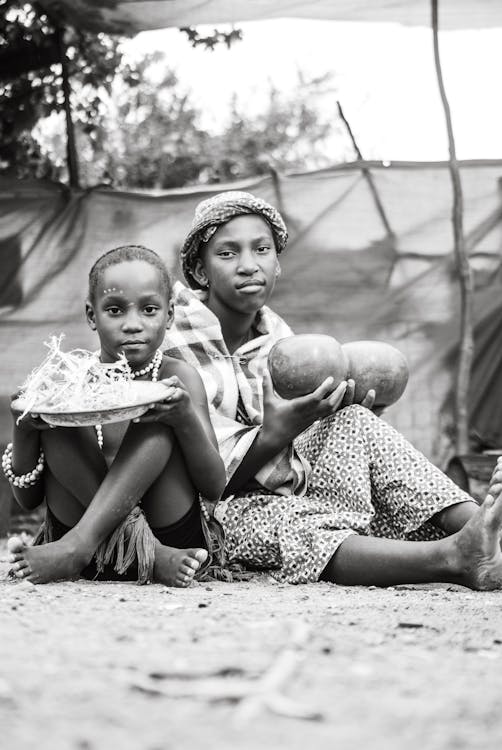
{"left": 165, "top": 282, "right": 310, "bottom": 496}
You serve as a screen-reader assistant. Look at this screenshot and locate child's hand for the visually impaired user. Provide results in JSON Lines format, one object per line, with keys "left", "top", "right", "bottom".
{"left": 15, "top": 413, "right": 55, "bottom": 432}
{"left": 261, "top": 370, "right": 348, "bottom": 445}
{"left": 133, "top": 377, "right": 190, "bottom": 427}
{"left": 10, "top": 395, "right": 54, "bottom": 432}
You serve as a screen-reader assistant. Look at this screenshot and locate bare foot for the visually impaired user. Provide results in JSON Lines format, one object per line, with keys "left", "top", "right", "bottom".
{"left": 452, "top": 479, "right": 502, "bottom": 590}
{"left": 7, "top": 534, "right": 91, "bottom": 584}
{"left": 153, "top": 541, "right": 208, "bottom": 587}
{"left": 488, "top": 457, "right": 502, "bottom": 499}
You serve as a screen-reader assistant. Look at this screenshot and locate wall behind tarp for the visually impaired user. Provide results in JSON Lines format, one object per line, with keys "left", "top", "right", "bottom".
{"left": 1, "top": 160, "right": 501, "bottom": 466}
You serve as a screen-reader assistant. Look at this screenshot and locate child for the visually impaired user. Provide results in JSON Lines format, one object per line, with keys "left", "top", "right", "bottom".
{"left": 6, "top": 244, "right": 226, "bottom": 585}
{"left": 161, "top": 190, "right": 502, "bottom": 589}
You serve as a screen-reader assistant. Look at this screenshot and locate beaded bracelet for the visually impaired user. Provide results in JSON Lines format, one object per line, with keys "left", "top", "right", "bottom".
{"left": 1, "top": 442, "right": 45, "bottom": 488}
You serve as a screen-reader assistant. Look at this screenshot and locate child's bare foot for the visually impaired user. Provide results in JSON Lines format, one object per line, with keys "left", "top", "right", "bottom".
{"left": 153, "top": 541, "right": 208, "bottom": 587}
{"left": 7, "top": 534, "right": 91, "bottom": 584}
{"left": 451, "top": 481, "right": 502, "bottom": 590}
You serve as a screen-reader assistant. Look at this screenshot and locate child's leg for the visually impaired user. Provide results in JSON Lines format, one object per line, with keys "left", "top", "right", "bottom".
{"left": 320, "top": 464, "right": 502, "bottom": 588}
{"left": 139, "top": 440, "right": 209, "bottom": 586}
{"left": 43, "top": 426, "right": 107, "bottom": 525}
{"left": 8, "top": 422, "right": 207, "bottom": 585}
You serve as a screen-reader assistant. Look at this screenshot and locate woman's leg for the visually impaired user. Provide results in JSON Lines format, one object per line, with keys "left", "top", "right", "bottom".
{"left": 297, "top": 405, "right": 479, "bottom": 542}
{"left": 431, "top": 500, "right": 479, "bottom": 534}
{"left": 320, "top": 465, "right": 502, "bottom": 589}
{"left": 8, "top": 422, "right": 206, "bottom": 584}
{"left": 292, "top": 406, "right": 502, "bottom": 587}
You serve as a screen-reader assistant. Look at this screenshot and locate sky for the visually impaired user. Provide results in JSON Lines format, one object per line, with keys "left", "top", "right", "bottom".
{"left": 122, "top": 19, "right": 502, "bottom": 162}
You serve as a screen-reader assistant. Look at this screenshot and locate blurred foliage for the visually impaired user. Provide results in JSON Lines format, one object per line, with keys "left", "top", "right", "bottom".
{"left": 1, "top": 2, "right": 341, "bottom": 187}
{"left": 179, "top": 26, "right": 243, "bottom": 51}
{"left": 210, "top": 76, "right": 336, "bottom": 183}
{"left": 68, "top": 57, "right": 338, "bottom": 189}
{"left": 0, "top": 0, "right": 128, "bottom": 176}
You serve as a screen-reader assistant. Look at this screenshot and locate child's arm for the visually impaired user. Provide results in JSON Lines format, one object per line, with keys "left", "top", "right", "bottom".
{"left": 6, "top": 409, "right": 48, "bottom": 511}
{"left": 137, "top": 360, "right": 226, "bottom": 502}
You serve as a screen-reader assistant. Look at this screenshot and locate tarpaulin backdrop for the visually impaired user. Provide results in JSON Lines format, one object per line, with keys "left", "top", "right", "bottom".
{"left": 1, "top": 160, "right": 501, "bottom": 466}
{"left": 37, "top": 0, "right": 502, "bottom": 33}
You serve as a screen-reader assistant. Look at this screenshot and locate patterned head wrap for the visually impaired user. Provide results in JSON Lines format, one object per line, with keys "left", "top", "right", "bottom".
{"left": 181, "top": 190, "right": 288, "bottom": 289}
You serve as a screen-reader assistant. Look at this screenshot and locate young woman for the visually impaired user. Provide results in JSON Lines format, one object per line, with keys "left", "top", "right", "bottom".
{"left": 6, "top": 245, "right": 226, "bottom": 585}
{"left": 160, "top": 190, "right": 502, "bottom": 589}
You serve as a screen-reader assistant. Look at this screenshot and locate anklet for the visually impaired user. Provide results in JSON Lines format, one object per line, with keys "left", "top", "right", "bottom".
{"left": 94, "top": 349, "right": 163, "bottom": 449}
{"left": 2, "top": 442, "right": 45, "bottom": 488}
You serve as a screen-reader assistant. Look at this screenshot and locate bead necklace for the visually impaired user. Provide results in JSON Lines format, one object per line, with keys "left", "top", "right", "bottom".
{"left": 94, "top": 348, "right": 163, "bottom": 449}
{"left": 129, "top": 348, "right": 163, "bottom": 381}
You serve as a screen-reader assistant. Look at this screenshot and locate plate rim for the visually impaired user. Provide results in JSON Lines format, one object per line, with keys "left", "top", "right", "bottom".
{"left": 12, "top": 381, "right": 171, "bottom": 418}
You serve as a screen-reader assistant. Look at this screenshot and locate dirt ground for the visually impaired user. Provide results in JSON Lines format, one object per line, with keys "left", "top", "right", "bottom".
{"left": 1, "top": 540, "right": 502, "bottom": 750}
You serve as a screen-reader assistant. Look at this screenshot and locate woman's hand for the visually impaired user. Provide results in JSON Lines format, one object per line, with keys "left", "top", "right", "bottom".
{"left": 133, "top": 377, "right": 189, "bottom": 428}
{"left": 261, "top": 371, "right": 348, "bottom": 446}
{"left": 339, "top": 379, "right": 373, "bottom": 410}
{"left": 340, "top": 380, "right": 385, "bottom": 415}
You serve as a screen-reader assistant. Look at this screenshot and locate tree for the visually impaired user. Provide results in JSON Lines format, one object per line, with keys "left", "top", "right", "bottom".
{"left": 206, "top": 74, "right": 342, "bottom": 183}
{"left": 1, "top": 3, "right": 346, "bottom": 187}
{"left": 83, "top": 54, "right": 211, "bottom": 189}
{"left": 0, "top": 1, "right": 242, "bottom": 180}
{"left": 58, "top": 59, "right": 344, "bottom": 189}
{"left": 0, "top": 0, "right": 126, "bottom": 177}
{"left": 179, "top": 25, "right": 242, "bottom": 51}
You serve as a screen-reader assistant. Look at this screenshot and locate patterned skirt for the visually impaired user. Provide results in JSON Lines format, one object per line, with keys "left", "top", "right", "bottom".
{"left": 216, "top": 405, "right": 474, "bottom": 584}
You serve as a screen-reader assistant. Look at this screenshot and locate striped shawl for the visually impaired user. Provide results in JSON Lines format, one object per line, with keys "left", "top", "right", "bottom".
{"left": 164, "top": 282, "right": 309, "bottom": 495}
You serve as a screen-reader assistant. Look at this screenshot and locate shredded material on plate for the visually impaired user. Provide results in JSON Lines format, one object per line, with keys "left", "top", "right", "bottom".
{"left": 16, "top": 335, "right": 134, "bottom": 423}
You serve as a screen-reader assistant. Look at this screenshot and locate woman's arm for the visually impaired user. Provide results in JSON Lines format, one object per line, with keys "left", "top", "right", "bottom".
{"left": 224, "top": 372, "right": 348, "bottom": 496}
{"left": 137, "top": 361, "right": 226, "bottom": 502}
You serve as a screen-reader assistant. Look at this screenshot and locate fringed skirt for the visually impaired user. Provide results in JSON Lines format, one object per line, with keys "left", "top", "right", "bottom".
{"left": 33, "top": 499, "right": 229, "bottom": 584}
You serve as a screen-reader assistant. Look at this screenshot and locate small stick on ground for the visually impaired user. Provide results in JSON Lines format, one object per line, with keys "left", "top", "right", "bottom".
{"left": 128, "top": 620, "right": 323, "bottom": 722}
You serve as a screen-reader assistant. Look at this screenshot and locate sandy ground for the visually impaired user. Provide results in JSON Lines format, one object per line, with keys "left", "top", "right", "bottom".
{"left": 1, "top": 541, "right": 502, "bottom": 750}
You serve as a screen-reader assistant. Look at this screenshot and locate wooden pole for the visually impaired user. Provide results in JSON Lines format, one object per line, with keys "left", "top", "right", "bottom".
{"left": 56, "top": 26, "right": 80, "bottom": 189}
{"left": 269, "top": 166, "right": 285, "bottom": 216}
{"left": 336, "top": 100, "right": 395, "bottom": 241}
{"left": 431, "top": 0, "right": 473, "bottom": 455}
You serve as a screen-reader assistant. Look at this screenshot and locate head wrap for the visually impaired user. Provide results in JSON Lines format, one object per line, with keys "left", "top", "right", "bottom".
{"left": 181, "top": 190, "right": 288, "bottom": 289}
